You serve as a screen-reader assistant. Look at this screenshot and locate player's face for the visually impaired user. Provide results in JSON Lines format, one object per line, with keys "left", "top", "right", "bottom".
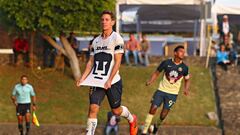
{"left": 223, "top": 17, "right": 228, "bottom": 22}
{"left": 175, "top": 48, "right": 185, "bottom": 60}
{"left": 130, "top": 34, "right": 135, "bottom": 40}
{"left": 142, "top": 35, "right": 146, "bottom": 40}
{"left": 220, "top": 45, "right": 225, "bottom": 52}
{"left": 101, "top": 14, "right": 115, "bottom": 31}
{"left": 224, "top": 36, "right": 229, "bottom": 44}
{"left": 21, "top": 77, "right": 28, "bottom": 85}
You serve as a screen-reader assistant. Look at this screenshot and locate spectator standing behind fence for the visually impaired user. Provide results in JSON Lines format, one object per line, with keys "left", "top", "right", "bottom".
{"left": 217, "top": 44, "right": 230, "bottom": 71}
{"left": 13, "top": 37, "right": 30, "bottom": 67}
{"left": 67, "top": 32, "right": 78, "bottom": 54}
{"left": 219, "top": 15, "right": 231, "bottom": 40}
{"left": 139, "top": 34, "right": 151, "bottom": 66}
{"left": 105, "top": 111, "right": 120, "bottom": 135}
{"left": 237, "top": 31, "right": 240, "bottom": 48}
{"left": 43, "top": 39, "right": 56, "bottom": 68}
{"left": 223, "top": 33, "right": 233, "bottom": 51}
{"left": 86, "top": 35, "right": 98, "bottom": 62}
{"left": 124, "top": 33, "right": 139, "bottom": 66}
{"left": 222, "top": 34, "right": 237, "bottom": 64}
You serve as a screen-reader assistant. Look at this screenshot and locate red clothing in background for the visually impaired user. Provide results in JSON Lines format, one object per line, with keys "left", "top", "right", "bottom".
{"left": 13, "top": 38, "right": 29, "bottom": 52}
{"left": 126, "top": 39, "right": 138, "bottom": 51}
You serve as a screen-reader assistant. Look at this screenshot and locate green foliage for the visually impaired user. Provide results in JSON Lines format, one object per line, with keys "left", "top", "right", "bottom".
{"left": 0, "top": 10, "right": 18, "bottom": 33}
{"left": 0, "top": 65, "right": 216, "bottom": 126}
{"left": 0, "top": 0, "right": 41, "bottom": 31}
{"left": 0, "top": 0, "right": 115, "bottom": 35}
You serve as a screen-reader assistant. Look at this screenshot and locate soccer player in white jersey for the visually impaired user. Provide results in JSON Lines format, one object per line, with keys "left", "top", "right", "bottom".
{"left": 76, "top": 10, "right": 138, "bottom": 135}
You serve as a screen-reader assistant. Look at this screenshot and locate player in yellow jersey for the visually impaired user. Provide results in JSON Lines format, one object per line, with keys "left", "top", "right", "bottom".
{"left": 141, "top": 45, "right": 190, "bottom": 135}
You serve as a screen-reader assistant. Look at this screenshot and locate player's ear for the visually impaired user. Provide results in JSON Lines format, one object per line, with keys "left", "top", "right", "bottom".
{"left": 111, "top": 20, "right": 115, "bottom": 26}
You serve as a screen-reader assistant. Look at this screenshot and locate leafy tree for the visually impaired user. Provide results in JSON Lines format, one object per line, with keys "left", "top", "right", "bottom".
{"left": 0, "top": 0, "right": 115, "bottom": 80}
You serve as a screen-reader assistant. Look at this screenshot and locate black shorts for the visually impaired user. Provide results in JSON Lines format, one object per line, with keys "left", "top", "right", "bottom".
{"left": 16, "top": 103, "right": 31, "bottom": 116}
{"left": 89, "top": 80, "right": 122, "bottom": 109}
{"left": 151, "top": 90, "right": 178, "bottom": 110}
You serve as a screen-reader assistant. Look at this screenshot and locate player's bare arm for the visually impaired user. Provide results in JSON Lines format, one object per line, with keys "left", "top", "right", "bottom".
{"left": 124, "top": 42, "right": 129, "bottom": 50}
{"left": 137, "top": 41, "right": 141, "bottom": 51}
{"left": 146, "top": 70, "right": 161, "bottom": 86}
{"left": 147, "top": 41, "right": 151, "bottom": 52}
{"left": 11, "top": 96, "right": 17, "bottom": 106}
{"left": 183, "top": 77, "right": 190, "bottom": 96}
{"left": 104, "top": 53, "right": 123, "bottom": 90}
{"left": 76, "top": 56, "right": 94, "bottom": 87}
{"left": 31, "top": 96, "right": 37, "bottom": 111}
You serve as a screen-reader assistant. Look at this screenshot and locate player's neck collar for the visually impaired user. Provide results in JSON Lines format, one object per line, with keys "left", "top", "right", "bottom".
{"left": 101, "top": 31, "right": 114, "bottom": 39}
{"left": 21, "top": 84, "right": 26, "bottom": 86}
{"left": 172, "top": 58, "right": 182, "bottom": 65}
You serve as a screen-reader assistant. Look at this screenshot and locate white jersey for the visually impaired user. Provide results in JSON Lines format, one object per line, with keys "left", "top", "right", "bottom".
{"left": 80, "top": 31, "right": 124, "bottom": 88}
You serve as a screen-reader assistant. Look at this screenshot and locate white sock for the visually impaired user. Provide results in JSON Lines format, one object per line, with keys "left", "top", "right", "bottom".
{"left": 120, "top": 106, "right": 134, "bottom": 123}
{"left": 86, "top": 118, "right": 97, "bottom": 135}
{"left": 142, "top": 114, "right": 154, "bottom": 134}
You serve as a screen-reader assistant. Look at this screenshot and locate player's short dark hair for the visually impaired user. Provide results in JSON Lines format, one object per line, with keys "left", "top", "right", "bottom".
{"left": 129, "top": 33, "right": 134, "bottom": 36}
{"left": 101, "top": 10, "right": 115, "bottom": 20}
{"left": 20, "top": 75, "right": 28, "bottom": 79}
{"left": 174, "top": 45, "right": 185, "bottom": 52}
{"left": 220, "top": 42, "right": 225, "bottom": 46}
{"left": 219, "top": 43, "right": 225, "bottom": 49}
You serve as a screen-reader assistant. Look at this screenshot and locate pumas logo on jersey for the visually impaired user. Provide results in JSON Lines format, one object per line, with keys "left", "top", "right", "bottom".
{"left": 93, "top": 52, "right": 112, "bottom": 80}
{"left": 96, "top": 46, "right": 109, "bottom": 50}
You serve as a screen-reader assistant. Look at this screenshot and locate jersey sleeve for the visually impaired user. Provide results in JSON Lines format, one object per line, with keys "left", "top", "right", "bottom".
{"left": 183, "top": 66, "right": 190, "bottom": 79}
{"left": 90, "top": 38, "right": 97, "bottom": 56}
{"left": 114, "top": 34, "right": 124, "bottom": 54}
{"left": 89, "top": 47, "right": 95, "bottom": 56}
{"left": 30, "top": 85, "right": 36, "bottom": 96}
{"left": 156, "top": 60, "right": 167, "bottom": 72}
{"left": 12, "top": 86, "right": 17, "bottom": 96}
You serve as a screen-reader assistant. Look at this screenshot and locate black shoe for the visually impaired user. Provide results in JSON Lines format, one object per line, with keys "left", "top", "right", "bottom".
{"left": 153, "top": 124, "right": 158, "bottom": 134}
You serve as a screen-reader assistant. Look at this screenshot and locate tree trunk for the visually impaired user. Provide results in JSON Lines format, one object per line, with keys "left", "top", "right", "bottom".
{"left": 41, "top": 34, "right": 81, "bottom": 81}
{"left": 60, "top": 34, "right": 81, "bottom": 80}
{"left": 41, "top": 34, "right": 67, "bottom": 56}
{"left": 29, "top": 31, "right": 36, "bottom": 68}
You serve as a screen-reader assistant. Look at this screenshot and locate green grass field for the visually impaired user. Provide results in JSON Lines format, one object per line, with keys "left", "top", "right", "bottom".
{"left": 0, "top": 64, "right": 216, "bottom": 126}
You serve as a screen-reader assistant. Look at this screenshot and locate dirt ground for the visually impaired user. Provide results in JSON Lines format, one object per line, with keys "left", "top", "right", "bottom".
{"left": 0, "top": 123, "right": 222, "bottom": 135}
{"left": 0, "top": 123, "right": 125, "bottom": 135}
